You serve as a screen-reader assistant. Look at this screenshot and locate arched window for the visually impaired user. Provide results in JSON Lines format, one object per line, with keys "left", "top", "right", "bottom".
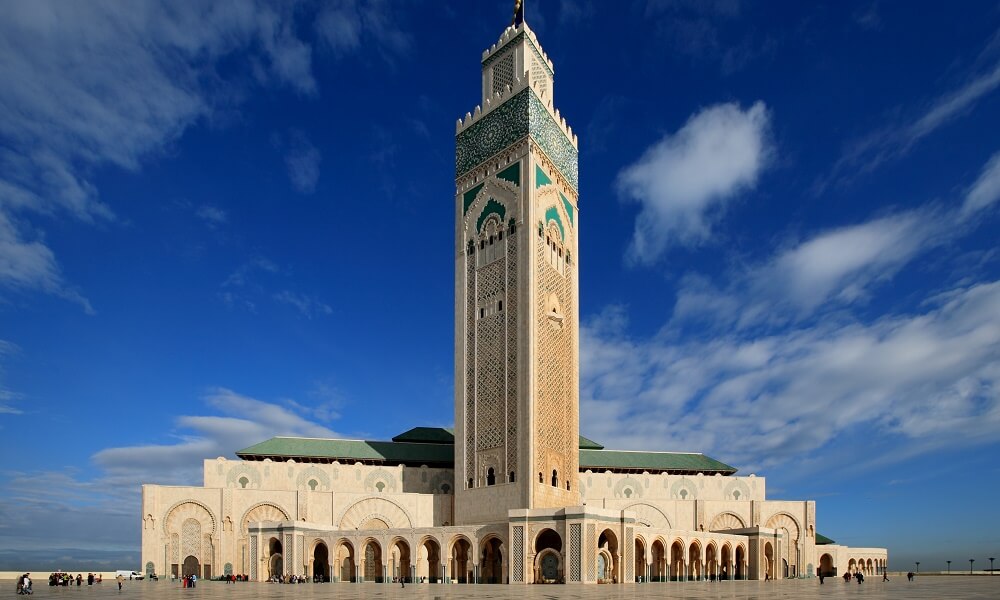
{"left": 551, "top": 470, "right": 558, "bottom": 487}
{"left": 538, "top": 472, "right": 543, "bottom": 483}
{"left": 308, "top": 479, "right": 318, "bottom": 491}
{"left": 486, "top": 468, "right": 496, "bottom": 486}
{"left": 238, "top": 476, "right": 249, "bottom": 489}
{"left": 441, "top": 483, "right": 451, "bottom": 494}
{"left": 509, "top": 471, "right": 516, "bottom": 483}
{"left": 566, "top": 481, "right": 570, "bottom": 491}
{"left": 375, "top": 481, "right": 385, "bottom": 493}
{"left": 469, "top": 477, "right": 474, "bottom": 489}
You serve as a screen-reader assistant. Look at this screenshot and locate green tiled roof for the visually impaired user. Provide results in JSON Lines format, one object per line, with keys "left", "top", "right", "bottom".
{"left": 237, "top": 432, "right": 736, "bottom": 475}
{"left": 579, "top": 449, "right": 737, "bottom": 474}
{"left": 815, "top": 533, "right": 836, "bottom": 545}
{"left": 236, "top": 437, "right": 453, "bottom": 466}
{"left": 392, "top": 427, "right": 455, "bottom": 444}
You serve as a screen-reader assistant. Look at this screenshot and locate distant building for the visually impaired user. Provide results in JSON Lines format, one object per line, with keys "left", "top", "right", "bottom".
{"left": 141, "top": 13, "right": 886, "bottom": 585}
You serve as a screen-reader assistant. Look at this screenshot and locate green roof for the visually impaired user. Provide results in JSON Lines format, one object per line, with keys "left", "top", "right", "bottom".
{"left": 815, "top": 533, "right": 836, "bottom": 545}
{"left": 579, "top": 449, "right": 737, "bottom": 474}
{"left": 236, "top": 437, "right": 453, "bottom": 466}
{"left": 578, "top": 435, "right": 604, "bottom": 450}
{"left": 392, "top": 427, "right": 455, "bottom": 444}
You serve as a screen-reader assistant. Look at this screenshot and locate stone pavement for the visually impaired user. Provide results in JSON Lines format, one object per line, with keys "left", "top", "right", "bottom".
{"left": 15, "top": 577, "right": 1000, "bottom": 599}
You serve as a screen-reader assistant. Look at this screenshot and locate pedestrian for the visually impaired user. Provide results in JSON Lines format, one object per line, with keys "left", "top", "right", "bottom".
{"left": 819, "top": 571, "right": 825, "bottom": 584}
{"left": 116, "top": 574, "right": 125, "bottom": 591}
{"left": 858, "top": 571, "right": 864, "bottom": 584}
{"left": 401, "top": 577, "right": 405, "bottom": 588}
{"left": 883, "top": 571, "right": 889, "bottom": 582}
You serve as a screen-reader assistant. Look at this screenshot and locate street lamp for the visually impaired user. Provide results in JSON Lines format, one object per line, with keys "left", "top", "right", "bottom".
{"left": 947, "top": 560, "right": 951, "bottom": 574}
{"left": 915, "top": 561, "right": 920, "bottom": 573}
{"left": 990, "top": 558, "right": 995, "bottom": 575}
{"left": 970, "top": 559, "right": 975, "bottom": 575}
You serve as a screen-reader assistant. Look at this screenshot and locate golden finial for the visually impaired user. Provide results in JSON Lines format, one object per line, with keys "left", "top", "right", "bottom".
{"left": 512, "top": 0, "right": 524, "bottom": 26}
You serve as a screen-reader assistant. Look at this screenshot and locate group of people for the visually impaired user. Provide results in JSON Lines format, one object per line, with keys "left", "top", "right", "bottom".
{"left": 15, "top": 574, "right": 32, "bottom": 595}
{"left": 266, "top": 574, "right": 308, "bottom": 583}
{"left": 48, "top": 573, "right": 102, "bottom": 587}
{"left": 222, "top": 574, "right": 251, "bottom": 583}
{"left": 180, "top": 574, "right": 197, "bottom": 588}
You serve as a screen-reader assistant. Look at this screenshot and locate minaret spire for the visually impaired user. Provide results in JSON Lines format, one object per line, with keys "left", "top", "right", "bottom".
{"left": 512, "top": 0, "right": 524, "bottom": 26}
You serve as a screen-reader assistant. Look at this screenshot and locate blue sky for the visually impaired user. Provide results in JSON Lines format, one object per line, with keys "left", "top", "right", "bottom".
{"left": 1, "top": 0, "right": 999, "bottom": 572}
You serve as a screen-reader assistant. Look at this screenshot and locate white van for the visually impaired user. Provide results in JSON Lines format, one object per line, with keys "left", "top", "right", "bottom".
{"left": 115, "top": 570, "right": 144, "bottom": 580}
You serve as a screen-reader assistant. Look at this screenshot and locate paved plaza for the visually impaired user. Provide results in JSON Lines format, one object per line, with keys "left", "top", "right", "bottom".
{"left": 13, "top": 578, "right": 1000, "bottom": 600}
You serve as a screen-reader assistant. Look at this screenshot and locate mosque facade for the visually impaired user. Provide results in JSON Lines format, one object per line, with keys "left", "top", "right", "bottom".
{"left": 140, "top": 14, "right": 887, "bottom": 585}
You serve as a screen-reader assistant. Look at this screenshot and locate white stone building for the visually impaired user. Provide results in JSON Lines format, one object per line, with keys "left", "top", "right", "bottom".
{"left": 140, "top": 10, "right": 887, "bottom": 585}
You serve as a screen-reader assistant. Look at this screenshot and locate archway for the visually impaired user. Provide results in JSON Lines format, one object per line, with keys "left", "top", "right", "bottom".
{"left": 670, "top": 540, "right": 685, "bottom": 581}
{"left": 688, "top": 541, "right": 702, "bottom": 581}
{"left": 848, "top": 558, "right": 857, "bottom": 574}
{"left": 866, "top": 558, "right": 873, "bottom": 575}
{"left": 721, "top": 543, "right": 732, "bottom": 580}
{"left": 313, "top": 542, "right": 329, "bottom": 582}
{"left": 534, "top": 528, "right": 562, "bottom": 584}
{"left": 420, "top": 538, "right": 441, "bottom": 583}
{"left": 706, "top": 543, "right": 718, "bottom": 580}
{"left": 363, "top": 540, "right": 383, "bottom": 582}
{"left": 820, "top": 554, "right": 834, "bottom": 577}
{"left": 783, "top": 558, "right": 789, "bottom": 579}
{"left": 451, "top": 537, "right": 473, "bottom": 583}
{"left": 390, "top": 539, "right": 411, "bottom": 583}
{"left": 651, "top": 539, "right": 666, "bottom": 582}
{"left": 182, "top": 555, "right": 200, "bottom": 578}
{"left": 336, "top": 540, "right": 355, "bottom": 582}
{"left": 597, "top": 528, "right": 619, "bottom": 583}
{"left": 763, "top": 542, "right": 774, "bottom": 580}
{"left": 735, "top": 545, "right": 746, "bottom": 580}
{"left": 481, "top": 537, "right": 504, "bottom": 584}
{"left": 634, "top": 538, "right": 646, "bottom": 582}
{"left": 268, "top": 537, "right": 283, "bottom": 579}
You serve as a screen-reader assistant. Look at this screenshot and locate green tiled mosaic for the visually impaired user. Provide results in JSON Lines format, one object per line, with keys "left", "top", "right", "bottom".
{"left": 561, "top": 192, "right": 574, "bottom": 227}
{"left": 456, "top": 88, "right": 578, "bottom": 191}
{"left": 476, "top": 198, "right": 507, "bottom": 232}
{"left": 544, "top": 205, "right": 565, "bottom": 241}
{"left": 497, "top": 161, "right": 521, "bottom": 187}
{"left": 462, "top": 183, "right": 484, "bottom": 215}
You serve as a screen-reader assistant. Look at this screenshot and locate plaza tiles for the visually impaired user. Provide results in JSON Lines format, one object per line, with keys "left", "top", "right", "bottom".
{"left": 24, "top": 576, "right": 1000, "bottom": 600}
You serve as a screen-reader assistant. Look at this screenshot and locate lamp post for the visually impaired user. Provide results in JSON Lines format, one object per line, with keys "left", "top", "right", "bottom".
{"left": 970, "top": 559, "right": 975, "bottom": 575}
{"left": 915, "top": 561, "right": 920, "bottom": 573}
{"left": 990, "top": 558, "right": 995, "bottom": 575}
{"left": 947, "top": 561, "right": 951, "bottom": 574}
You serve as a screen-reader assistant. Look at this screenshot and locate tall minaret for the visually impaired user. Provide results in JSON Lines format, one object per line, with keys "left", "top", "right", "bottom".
{"left": 454, "top": 14, "right": 580, "bottom": 524}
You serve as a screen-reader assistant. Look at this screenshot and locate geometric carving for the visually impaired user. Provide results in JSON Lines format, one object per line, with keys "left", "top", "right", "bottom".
{"left": 363, "top": 468, "right": 397, "bottom": 494}
{"left": 295, "top": 466, "right": 331, "bottom": 491}
{"left": 164, "top": 500, "right": 216, "bottom": 536}
{"left": 226, "top": 464, "right": 261, "bottom": 489}
{"left": 710, "top": 512, "right": 747, "bottom": 531}
{"left": 512, "top": 525, "right": 524, "bottom": 583}
{"left": 569, "top": 523, "right": 581, "bottom": 582}
{"left": 241, "top": 503, "right": 290, "bottom": 534}
{"left": 623, "top": 503, "right": 672, "bottom": 529}
{"left": 338, "top": 497, "right": 413, "bottom": 530}
{"left": 669, "top": 478, "right": 697, "bottom": 500}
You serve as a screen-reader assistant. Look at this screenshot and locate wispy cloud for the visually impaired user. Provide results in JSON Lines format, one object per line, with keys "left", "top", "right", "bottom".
{"left": 195, "top": 204, "right": 228, "bottom": 227}
{"left": 618, "top": 101, "right": 772, "bottom": 262}
{"left": 0, "top": 387, "right": 342, "bottom": 555}
{"left": 273, "top": 290, "right": 332, "bottom": 319}
{"left": 0, "top": 0, "right": 408, "bottom": 313}
{"left": 276, "top": 130, "right": 322, "bottom": 194}
{"left": 582, "top": 280, "right": 1000, "bottom": 475}
{"left": 314, "top": 0, "right": 412, "bottom": 60}
{"left": 0, "top": 211, "right": 94, "bottom": 314}
{"left": 962, "top": 150, "right": 1000, "bottom": 217}
{"left": 830, "top": 57, "right": 1000, "bottom": 184}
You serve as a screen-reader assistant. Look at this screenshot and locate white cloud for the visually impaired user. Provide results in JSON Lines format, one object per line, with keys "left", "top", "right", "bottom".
{"left": 759, "top": 210, "right": 940, "bottom": 312}
{"left": 582, "top": 280, "right": 1000, "bottom": 475}
{"left": 618, "top": 101, "right": 772, "bottom": 261}
{"left": 962, "top": 151, "right": 1000, "bottom": 217}
{"left": 314, "top": 0, "right": 411, "bottom": 59}
{"left": 0, "top": 0, "right": 406, "bottom": 312}
{"left": 0, "top": 387, "right": 342, "bottom": 554}
{"left": 0, "top": 212, "right": 94, "bottom": 314}
{"left": 93, "top": 387, "right": 340, "bottom": 485}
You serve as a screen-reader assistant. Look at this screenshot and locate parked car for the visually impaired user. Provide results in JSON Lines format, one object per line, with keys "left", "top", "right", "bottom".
{"left": 114, "top": 571, "right": 144, "bottom": 581}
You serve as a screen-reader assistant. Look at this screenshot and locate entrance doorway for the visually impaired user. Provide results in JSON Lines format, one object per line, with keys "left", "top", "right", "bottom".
{"left": 182, "top": 555, "right": 200, "bottom": 577}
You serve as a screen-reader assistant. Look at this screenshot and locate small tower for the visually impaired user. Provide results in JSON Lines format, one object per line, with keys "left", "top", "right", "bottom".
{"left": 454, "top": 15, "right": 581, "bottom": 524}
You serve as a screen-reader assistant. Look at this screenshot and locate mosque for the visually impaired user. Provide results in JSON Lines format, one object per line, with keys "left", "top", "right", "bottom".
{"left": 140, "top": 6, "right": 887, "bottom": 585}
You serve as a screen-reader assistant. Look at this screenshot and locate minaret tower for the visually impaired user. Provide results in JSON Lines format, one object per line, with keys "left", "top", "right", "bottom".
{"left": 454, "top": 6, "right": 581, "bottom": 524}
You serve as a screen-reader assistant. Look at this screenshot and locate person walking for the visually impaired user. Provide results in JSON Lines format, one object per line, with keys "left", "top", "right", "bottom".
{"left": 116, "top": 574, "right": 124, "bottom": 591}
{"left": 883, "top": 571, "right": 889, "bottom": 582}
{"left": 819, "top": 571, "right": 825, "bottom": 584}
